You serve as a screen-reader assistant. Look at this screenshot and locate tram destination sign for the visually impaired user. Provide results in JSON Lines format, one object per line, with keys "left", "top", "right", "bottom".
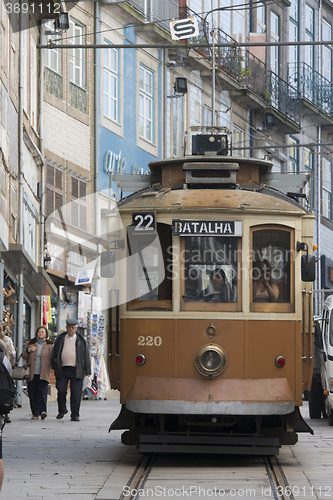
{"left": 172, "top": 220, "right": 242, "bottom": 236}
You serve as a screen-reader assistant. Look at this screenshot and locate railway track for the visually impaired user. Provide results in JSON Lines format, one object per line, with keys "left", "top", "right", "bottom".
{"left": 119, "top": 454, "right": 297, "bottom": 500}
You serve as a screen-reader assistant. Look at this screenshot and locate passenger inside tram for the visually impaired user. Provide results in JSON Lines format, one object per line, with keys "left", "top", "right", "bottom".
{"left": 252, "top": 259, "right": 280, "bottom": 303}
{"left": 183, "top": 236, "right": 238, "bottom": 303}
{"left": 199, "top": 268, "right": 232, "bottom": 302}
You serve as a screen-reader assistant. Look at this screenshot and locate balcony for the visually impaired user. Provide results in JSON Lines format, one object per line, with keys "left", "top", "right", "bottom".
{"left": 185, "top": 8, "right": 301, "bottom": 131}
{"left": 266, "top": 71, "right": 301, "bottom": 129}
{"left": 44, "top": 67, "right": 63, "bottom": 100}
{"left": 288, "top": 62, "right": 333, "bottom": 123}
{"left": 70, "top": 82, "right": 87, "bottom": 114}
{"left": 127, "top": 0, "right": 179, "bottom": 32}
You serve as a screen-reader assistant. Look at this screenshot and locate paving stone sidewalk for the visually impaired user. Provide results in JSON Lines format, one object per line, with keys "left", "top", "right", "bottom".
{"left": 1, "top": 392, "right": 133, "bottom": 500}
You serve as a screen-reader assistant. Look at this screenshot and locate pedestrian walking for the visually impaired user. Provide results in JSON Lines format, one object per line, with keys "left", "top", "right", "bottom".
{"left": 22, "top": 326, "right": 54, "bottom": 420}
{"left": 51, "top": 318, "right": 91, "bottom": 422}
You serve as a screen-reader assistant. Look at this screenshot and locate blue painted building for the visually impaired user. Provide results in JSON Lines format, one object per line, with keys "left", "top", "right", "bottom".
{"left": 96, "top": 16, "right": 163, "bottom": 199}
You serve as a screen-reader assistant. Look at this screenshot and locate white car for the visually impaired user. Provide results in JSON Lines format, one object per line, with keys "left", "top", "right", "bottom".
{"left": 309, "top": 295, "right": 333, "bottom": 425}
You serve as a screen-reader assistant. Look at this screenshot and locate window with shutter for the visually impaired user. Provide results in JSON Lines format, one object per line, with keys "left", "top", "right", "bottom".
{"left": 45, "top": 163, "right": 63, "bottom": 218}
{"left": 71, "top": 175, "right": 87, "bottom": 230}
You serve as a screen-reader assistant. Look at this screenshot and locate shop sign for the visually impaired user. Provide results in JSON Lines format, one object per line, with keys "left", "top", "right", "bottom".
{"left": 104, "top": 149, "right": 149, "bottom": 176}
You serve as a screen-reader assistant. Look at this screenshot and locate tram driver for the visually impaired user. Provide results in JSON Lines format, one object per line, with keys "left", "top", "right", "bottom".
{"left": 253, "top": 259, "right": 279, "bottom": 303}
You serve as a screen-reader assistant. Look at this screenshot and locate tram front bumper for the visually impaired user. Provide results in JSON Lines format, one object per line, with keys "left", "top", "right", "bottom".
{"left": 125, "top": 376, "right": 295, "bottom": 415}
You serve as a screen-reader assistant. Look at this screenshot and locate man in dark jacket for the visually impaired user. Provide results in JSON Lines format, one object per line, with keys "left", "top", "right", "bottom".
{"left": 51, "top": 318, "right": 91, "bottom": 421}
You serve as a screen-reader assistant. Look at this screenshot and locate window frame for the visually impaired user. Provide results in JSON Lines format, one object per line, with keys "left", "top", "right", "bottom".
{"left": 180, "top": 236, "right": 242, "bottom": 313}
{"left": 322, "top": 19, "right": 332, "bottom": 82}
{"left": 44, "top": 20, "right": 61, "bottom": 74}
{"left": 232, "top": 125, "right": 245, "bottom": 157}
{"left": 256, "top": 2, "right": 266, "bottom": 33}
{"left": 103, "top": 42, "right": 119, "bottom": 123}
{"left": 304, "top": 147, "right": 314, "bottom": 210}
{"left": 69, "top": 18, "right": 85, "bottom": 89}
{"left": 305, "top": 4, "right": 315, "bottom": 70}
{"left": 270, "top": 11, "right": 280, "bottom": 75}
{"left": 127, "top": 223, "right": 173, "bottom": 311}
{"left": 45, "top": 163, "right": 63, "bottom": 218}
{"left": 71, "top": 175, "right": 87, "bottom": 231}
{"left": 289, "top": 0, "right": 299, "bottom": 68}
{"left": 139, "top": 64, "right": 154, "bottom": 144}
{"left": 322, "top": 157, "right": 332, "bottom": 221}
{"left": 250, "top": 225, "right": 295, "bottom": 313}
{"left": 0, "top": 163, "right": 7, "bottom": 219}
{"left": 288, "top": 136, "right": 299, "bottom": 173}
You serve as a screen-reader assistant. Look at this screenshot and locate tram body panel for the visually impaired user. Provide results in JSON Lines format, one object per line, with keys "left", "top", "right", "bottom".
{"left": 119, "top": 317, "right": 302, "bottom": 409}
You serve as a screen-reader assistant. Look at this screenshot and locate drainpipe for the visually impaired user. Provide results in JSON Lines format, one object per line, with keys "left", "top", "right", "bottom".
{"left": 38, "top": 18, "right": 45, "bottom": 337}
{"left": 39, "top": 24, "right": 45, "bottom": 272}
{"left": 16, "top": 1, "right": 25, "bottom": 405}
{"left": 316, "top": 125, "right": 321, "bottom": 314}
{"left": 94, "top": 1, "right": 100, "bottom": 299}
{"left": 163, "top": 48, "right": 167, "bottom": 159}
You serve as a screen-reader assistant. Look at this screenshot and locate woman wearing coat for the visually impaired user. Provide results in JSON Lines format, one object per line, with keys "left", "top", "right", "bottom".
{"left": 22, "top": 326, "right": 54, "bottom": 420}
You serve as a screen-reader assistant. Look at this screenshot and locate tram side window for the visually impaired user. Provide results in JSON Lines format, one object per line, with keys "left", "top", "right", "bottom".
{"left": 252, "top": 228, "right": 291, "bottom": 303}
{"left": 127, "top": 223, "right": 172, "bottom": 305}
{"left": 183, "top": 236, "right": 238, "bottom": 303}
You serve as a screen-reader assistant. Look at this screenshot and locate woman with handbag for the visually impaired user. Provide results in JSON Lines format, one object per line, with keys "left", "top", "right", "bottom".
{"left": 22, "top": 326, "right": 54, "bottom": 420}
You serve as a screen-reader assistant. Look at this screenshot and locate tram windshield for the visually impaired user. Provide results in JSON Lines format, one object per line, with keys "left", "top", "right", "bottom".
{"left": 183, "top": 236, "right": 238, "bottom": 303}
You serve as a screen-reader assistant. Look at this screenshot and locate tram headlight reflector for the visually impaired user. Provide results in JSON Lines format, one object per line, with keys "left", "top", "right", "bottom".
{"left": 275, "top": 355, "right": 285, "bottom": 368}
{"left": 136, "top": 354, "right": 146, "bottom": 366}
{"left": 194, "top": 344, "right": 227, "bottom": 377}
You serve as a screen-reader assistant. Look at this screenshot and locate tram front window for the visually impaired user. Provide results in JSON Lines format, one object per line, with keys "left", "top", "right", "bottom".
{"left": 183, "top": 236, "right": 238, "bottom": 303}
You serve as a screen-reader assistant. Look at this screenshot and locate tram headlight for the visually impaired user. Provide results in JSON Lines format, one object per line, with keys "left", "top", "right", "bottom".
{"left": 194, "top": 344, "right": 227, "bottom": 377}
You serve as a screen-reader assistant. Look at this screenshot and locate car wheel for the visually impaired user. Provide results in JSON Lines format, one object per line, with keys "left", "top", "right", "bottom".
{"left": 309, "top": 376, "right": 324, "bottom": 419}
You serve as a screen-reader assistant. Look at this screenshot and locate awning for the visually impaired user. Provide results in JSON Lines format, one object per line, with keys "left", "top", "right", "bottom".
{"left": 75, "top": 259, "right": 98, "bottom": 285}
{"left": 2, "top": 244, "right": 57, "bottom": 296}
{"left": 112, "top": 173, "right": 157, "bottom": 192}
{"left": 264, "top": 173, "right": 310, "bottom": 195}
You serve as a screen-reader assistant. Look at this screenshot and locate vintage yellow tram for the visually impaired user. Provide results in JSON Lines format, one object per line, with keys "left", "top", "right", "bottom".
{"left": 104, "top": 134, "right": 315, "bottom": 455}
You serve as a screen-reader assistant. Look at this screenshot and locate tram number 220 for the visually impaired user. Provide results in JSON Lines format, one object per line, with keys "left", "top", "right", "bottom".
{"left": 138, "top": 336, "right": 162, "bottom": 347}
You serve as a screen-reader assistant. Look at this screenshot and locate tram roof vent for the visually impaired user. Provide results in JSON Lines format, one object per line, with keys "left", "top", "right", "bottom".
{"left": 183, "top": 162, "right": 239, "bottom": 187}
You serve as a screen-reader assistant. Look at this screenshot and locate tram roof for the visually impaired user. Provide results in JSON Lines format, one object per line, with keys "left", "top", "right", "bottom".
{"left": 119, "top": 186, "right": 308, "bottom": 216}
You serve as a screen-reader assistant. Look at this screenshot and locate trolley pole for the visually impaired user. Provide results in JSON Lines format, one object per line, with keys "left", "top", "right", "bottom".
{"left": 211, "top": 29, "right": 216, "bottom": 127}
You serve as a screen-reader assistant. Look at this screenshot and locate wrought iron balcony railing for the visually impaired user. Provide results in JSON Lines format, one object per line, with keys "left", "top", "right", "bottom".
{"left": 125, "top": 3, "right": 301, "bottom": 126}
{"left": 266, "top": 71, "right": 301, "bottom": 126}
{"left": 44, "top": 67, "right": 63, "bottom": 100}
{"left": 186, "top": 7, "right": 301, "bottom": 125}
{"left": 288, "top": 62, "right": 333, "bottom": 118}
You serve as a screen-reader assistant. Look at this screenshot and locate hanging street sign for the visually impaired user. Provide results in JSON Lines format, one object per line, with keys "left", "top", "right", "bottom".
{"left": 170, "top": 16, "right": 199, "bottom": 40}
